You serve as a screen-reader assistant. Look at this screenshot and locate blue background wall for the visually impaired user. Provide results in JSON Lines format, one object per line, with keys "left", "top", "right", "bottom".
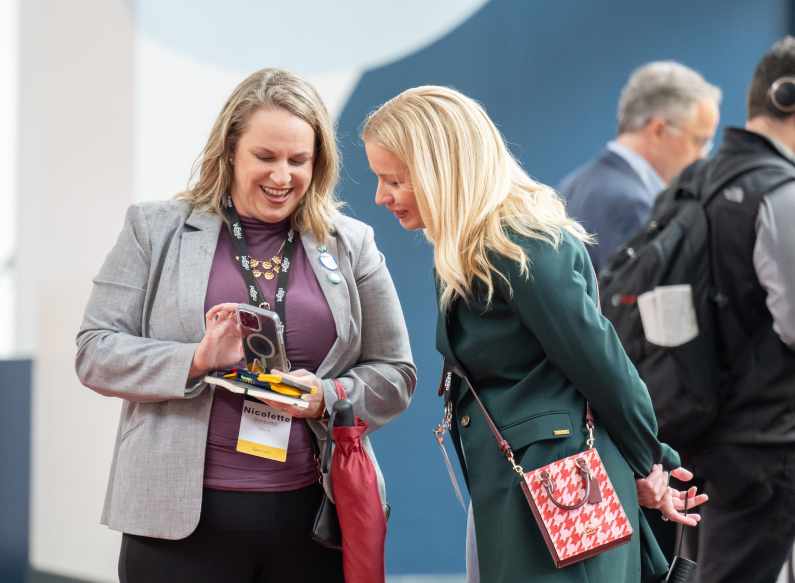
{"left": 0, "top": 360, "right": 30, "bottom": 583}
{"left": 334, "top": 0, "right": 793, "bottom": 574}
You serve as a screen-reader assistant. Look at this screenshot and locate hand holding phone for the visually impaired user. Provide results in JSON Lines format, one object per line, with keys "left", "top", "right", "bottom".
{"left": 191, "top": 303, "right": 245, "bottom": 378}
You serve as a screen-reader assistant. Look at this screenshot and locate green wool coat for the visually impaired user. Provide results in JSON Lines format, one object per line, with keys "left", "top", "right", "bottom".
{"left": 436, "top": 231, "right": 681, "bottom": 583}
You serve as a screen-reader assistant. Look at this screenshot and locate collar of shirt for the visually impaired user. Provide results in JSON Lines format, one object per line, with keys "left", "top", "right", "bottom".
{"left": 765, "top": 135, "right": 795, "bottom": 165}
{"left": 606, "top": 140, "right": 666, "bottom": 195}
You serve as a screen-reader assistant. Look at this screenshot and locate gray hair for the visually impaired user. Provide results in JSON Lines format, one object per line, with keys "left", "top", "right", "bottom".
{"left": 617, "top": 61, "right": 721, "bottom": 133}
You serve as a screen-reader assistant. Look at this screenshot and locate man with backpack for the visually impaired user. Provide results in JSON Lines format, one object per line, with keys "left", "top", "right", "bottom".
{"left": 559, "top": 61, "right": 721, "bottom": 273}
{"left": 601, "top": 37, "right": 795, "bottom": 583}
{"left": 561, "top": 60, "right": 721, "bottom": 561}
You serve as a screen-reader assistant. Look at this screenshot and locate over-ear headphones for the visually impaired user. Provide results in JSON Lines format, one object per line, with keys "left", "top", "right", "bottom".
{"left": 768, "top": 76, "right": 795, "bottom": 113}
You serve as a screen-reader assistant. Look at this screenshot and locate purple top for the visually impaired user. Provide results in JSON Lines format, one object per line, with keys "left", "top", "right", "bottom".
{"left": 203, "top": 216, "right": 337, "bottom": 491}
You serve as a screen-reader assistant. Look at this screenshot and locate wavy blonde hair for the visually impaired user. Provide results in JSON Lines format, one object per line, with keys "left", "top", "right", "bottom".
{"left": 362, "top": 85, "right": 591, "bottom": 311}
{"left": 179, "top": 68, "right": 342, "bottom": 241}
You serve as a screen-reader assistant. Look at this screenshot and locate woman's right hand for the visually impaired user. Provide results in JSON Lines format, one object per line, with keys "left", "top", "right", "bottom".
{"left": 189, "top": 303, "right": 244, "bottom": 378}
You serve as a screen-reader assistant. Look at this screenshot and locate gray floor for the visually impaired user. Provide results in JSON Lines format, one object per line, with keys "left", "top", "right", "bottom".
{"left": 24, "top": 559, "right": 794, "bottom": 583}
{"left": 27, "top": 570, "right": 467, "bottom": 583}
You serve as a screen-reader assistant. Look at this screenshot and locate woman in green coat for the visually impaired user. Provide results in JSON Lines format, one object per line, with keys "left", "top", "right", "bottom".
{"left": 362, "top": 86, "right": 707, "bottom": 582}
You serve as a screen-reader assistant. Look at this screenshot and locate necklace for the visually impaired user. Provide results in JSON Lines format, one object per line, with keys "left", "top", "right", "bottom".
{"left": 235, "top": 239, "right": 286, "bottom": 281}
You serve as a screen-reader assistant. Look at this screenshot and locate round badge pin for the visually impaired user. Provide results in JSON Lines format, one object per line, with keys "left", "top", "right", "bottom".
{"left": 327, "top": 272, "right": 342, "bottom": 284}
{"left": 319, "top": 252, "right": 339, "bottom": 271}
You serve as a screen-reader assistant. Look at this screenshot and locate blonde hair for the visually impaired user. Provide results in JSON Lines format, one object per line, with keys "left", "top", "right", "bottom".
{"left": 179, "top": 68, "right": 342, "bottom": 241}
{"left": 362, "top": 85, "right": 590, "bottom": 312}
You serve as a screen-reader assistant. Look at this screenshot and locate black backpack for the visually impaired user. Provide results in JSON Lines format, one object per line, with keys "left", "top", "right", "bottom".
{"left": 598, "top": 157, "right": 783, "bottom": 451}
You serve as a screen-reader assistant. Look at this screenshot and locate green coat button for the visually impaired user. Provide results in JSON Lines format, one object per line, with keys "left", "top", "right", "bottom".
{"left": 460, "top": 415, "right": 471, "bottom": 427}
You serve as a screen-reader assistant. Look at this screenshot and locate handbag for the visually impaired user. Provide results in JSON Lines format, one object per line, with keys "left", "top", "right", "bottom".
{"left": 311, "top": 384, "right": 348, "bottom": 550}
{"left": 436, "top": 362, "right": 633, "bottom": 568}
{"left": 311, "top": 488, "right": 342, "bottom": 550}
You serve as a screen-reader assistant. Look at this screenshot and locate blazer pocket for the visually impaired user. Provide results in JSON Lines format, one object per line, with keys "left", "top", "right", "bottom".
{"left": 500, "top": 410, "right": 573, "bottom": 452}
{"left": 119, "top": 418, "right": 146, "bottom": 443}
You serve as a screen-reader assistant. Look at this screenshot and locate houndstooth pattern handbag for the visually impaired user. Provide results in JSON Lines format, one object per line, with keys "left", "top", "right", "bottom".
{"left": 437, "top": 361, "right": 633, "bottom": 569}
{"left": 522, "top": 445, "right": 633, "bottom": 567}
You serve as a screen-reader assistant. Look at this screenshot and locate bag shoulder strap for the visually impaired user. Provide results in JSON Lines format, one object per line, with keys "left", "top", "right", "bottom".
{"left": 445, "top": 359, "right": 595, "bottom": 475}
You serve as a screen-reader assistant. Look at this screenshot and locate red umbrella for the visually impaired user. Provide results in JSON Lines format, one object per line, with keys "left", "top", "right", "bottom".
{"left": 330, "top": 380, "right": 387, "bottom": 583}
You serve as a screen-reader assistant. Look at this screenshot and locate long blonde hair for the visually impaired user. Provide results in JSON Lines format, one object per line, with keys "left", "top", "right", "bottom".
{"left": 362, "top": 85, "right": 590, "bottom": 311}
{"left": 180, "top": 68, "right": 342, "bottom": 241}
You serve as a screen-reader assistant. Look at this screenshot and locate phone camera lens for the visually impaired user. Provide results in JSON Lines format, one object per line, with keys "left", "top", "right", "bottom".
{"left": 239, "top": 311, "right": 258, "bottom": 330}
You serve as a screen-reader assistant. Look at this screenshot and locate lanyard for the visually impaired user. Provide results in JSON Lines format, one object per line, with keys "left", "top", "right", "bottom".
{"left": 221, "top": 195, "right": 297, "bottom": 328}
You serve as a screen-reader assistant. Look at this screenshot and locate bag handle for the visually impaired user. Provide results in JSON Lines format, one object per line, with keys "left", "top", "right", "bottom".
{"left": 540, "top": 457, "right": 592, "bottom": 510}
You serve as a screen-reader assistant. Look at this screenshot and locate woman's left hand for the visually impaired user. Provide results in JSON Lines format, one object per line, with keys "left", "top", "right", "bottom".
{"left": 257, "top": 368, "right": 326, "bottom": 419}
{"left": 636, "top": 465, "right": 708, "bottom": 527}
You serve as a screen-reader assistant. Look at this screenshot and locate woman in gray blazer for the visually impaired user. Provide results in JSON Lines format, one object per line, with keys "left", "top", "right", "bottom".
{"left": 76, "top": 68, "right": 416, "bottom": 583}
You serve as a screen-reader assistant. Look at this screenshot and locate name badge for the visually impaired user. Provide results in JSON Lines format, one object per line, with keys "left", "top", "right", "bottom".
{"left": 237, "top": 400, "right": 292, "bottom": 462}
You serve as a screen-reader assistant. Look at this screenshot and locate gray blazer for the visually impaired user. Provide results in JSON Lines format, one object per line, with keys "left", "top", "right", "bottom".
{"left": 75, "top": 200, "right": 416, "bottom": 539}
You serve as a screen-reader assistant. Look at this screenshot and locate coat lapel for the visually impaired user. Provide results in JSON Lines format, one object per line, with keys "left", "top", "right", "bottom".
{"left": 178, "top": 208, "right": 222, "bottom": 341}
{"left": 301, "top": 226, "right": 352, "bottom": 378}
{"left": 433, "top": 275, "right": 463, "bottom": 372}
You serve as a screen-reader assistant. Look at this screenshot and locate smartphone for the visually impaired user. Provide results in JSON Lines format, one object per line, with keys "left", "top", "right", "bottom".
{"left": 235, "top": 304, "right": 289, "bottom": 372}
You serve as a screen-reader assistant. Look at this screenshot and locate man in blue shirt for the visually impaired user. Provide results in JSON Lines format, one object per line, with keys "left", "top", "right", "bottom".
{"left": 559, "top": 61, "right": 721, "bottom": 273}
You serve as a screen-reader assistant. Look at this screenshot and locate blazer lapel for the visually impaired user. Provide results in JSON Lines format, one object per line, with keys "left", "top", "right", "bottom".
{"left": 178, "top": 208, "right": 222, "bottom": 341}
{"left": 433, "top": 274, "right": 462, "bottom": 370}
{"left": 301, "top": 227, "right": 352, "bottom": 378}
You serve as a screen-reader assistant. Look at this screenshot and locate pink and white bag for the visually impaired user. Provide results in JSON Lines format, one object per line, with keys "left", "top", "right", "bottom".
{"left": 436, "top": 363, "right": 632, "bottom": 569}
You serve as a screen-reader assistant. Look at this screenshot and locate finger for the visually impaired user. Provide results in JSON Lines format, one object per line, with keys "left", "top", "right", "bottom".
{"left": 678, "top": 488, "right": 709, "bottom": 508}
{"left": 672, "top": 484, "right": 700, "bottom": 498}
{"left": 674, "top": 493, "right": 709, "bottom": 510}
{"left": 206, "top": 303, "right": 237, "bottom": 319}
{"left": 258, "top": 399, "right": 303, "bottom": 417}
{"left": 663, "top": 510, "right": 702, "bottom": 527}
{"left": 300, "top": 389, "right": 323, "bottom": 400}
{"left": 671, "top": 467, "right": 694, "bottom": 482}
{"left": 669, "top": 486, "right": 693, "bottom": 501}
{"left": 284, "top": 402, "right": 321, "bottom": 419}
{"left": 661, "top": 490, "right": 704, "bottom": 525}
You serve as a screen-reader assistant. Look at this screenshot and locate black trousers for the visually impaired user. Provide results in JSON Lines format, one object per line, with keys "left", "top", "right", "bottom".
{"left": 119, "top": 485, "right": 344, "bottom": 583}
{"left": 693, "top": 445, "right": 795, "bottom": 583}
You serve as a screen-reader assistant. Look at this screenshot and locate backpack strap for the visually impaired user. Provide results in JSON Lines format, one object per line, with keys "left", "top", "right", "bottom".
{"left": 700, "top": 155, "right": 795, "bottom": 208}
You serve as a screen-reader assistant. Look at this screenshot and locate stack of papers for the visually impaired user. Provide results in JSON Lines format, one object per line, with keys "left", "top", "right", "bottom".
{"left": 637, "top": 285, "right": 699, "bottom": 347}
{"left": 204, "top": 375, "right": 310, "bottom": 409}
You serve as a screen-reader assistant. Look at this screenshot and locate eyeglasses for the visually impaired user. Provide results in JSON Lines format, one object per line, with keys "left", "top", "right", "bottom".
{"left": 665, "top": 123, "right": 714, "bottom": 156}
